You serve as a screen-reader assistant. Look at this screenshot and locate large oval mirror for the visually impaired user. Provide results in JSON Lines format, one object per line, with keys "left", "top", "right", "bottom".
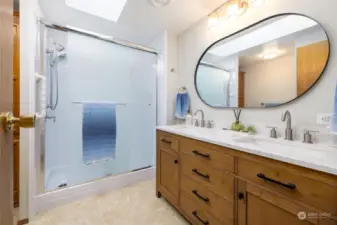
{"left": 195, "top": 14, "right": 330, "bottom": 108}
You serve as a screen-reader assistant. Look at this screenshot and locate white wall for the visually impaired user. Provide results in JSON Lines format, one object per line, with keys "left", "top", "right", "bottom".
{"left": 20, "top": 0, "right": 42, "bottom": 219}
{"left": 176, "top": 0, "right": 336, "bottom": 141}
{"left": 244, "top": 55, "right": 295, "bottom": 107}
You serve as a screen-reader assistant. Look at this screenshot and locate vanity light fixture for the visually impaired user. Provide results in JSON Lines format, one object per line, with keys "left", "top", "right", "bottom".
{"left": 208, "top": 11, "right": 220, "bottom": 29}
{"left": 250, "top": 0, "right": 265, "bottom": 7}
{"left": 227, "top": 0, "right": 248, "bottom": 20}
{"left": 208, "top": 0, "right": 257, "bottom": 29}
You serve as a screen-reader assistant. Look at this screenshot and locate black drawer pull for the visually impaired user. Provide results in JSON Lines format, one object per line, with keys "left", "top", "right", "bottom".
{"left": 161, "top": 139, "right": 172, "bottom": 144}
{"left": 192, "top": 169, "right": 210, "bottom": 180}
{"left": 192, "top": 211, "right": 209, "bottom": 225}
{"left": 192, "top": 190, "right": 209, "bottom": 203}
{"left": 192, "top": 150, "right": 210, "bottom": 159}
{"left": 257, "top": 173, "right": 296, "bottom": 190}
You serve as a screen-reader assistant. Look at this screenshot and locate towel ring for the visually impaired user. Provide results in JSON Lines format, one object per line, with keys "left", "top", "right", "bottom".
{"left": 178, "top": 86, "right": 188, "bottom": 93}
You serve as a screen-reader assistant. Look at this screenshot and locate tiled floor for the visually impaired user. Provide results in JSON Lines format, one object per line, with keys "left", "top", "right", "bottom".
{"left": 29, "top": 180, "right": 188, "bottom": 225}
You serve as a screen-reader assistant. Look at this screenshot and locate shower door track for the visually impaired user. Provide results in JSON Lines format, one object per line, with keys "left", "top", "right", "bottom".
{"left": 39, "top": 20, "right": 159, "bottom": 55}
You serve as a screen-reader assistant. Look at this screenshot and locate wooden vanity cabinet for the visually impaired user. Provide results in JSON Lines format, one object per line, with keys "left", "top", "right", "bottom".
{"left": 156, "top": 130, "right": 337, "bottom": 225}
{"left": 156, "top": 132, "right": 180, "bottom": 206}
{"left": 237, "top": 180, "right": 317, "bottom": 225}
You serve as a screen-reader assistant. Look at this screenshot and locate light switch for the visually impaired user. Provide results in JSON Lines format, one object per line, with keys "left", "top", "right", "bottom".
{"left": 317, "top": 113, "right": 333, "bottom": 125}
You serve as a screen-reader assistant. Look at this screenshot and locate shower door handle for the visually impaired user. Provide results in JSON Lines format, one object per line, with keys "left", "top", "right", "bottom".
{"left": 0, "top": 112, "right": 36, "bottom": 132}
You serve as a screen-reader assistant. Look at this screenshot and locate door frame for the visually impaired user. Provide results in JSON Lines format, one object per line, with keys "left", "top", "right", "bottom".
{"left": 19, "top": 0, "right": 43, "bottom": 220}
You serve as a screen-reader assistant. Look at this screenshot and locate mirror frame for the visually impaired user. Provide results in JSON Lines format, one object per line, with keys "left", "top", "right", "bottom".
{"left": 194, "top": 13, "right": 331, "bottom": 108}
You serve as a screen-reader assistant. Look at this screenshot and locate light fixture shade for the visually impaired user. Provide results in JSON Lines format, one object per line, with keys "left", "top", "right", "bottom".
{"left": 208, "top": 11, "right": 219, "bottom": 28}
{"left": 226, "top": 0, "right": 248, "bottom": 20}
{"left": 251, "top": 0, "right": 265, "bottom": 7}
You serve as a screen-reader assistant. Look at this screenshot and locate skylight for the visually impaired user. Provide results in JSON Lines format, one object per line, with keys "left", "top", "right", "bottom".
{"left": 65, "top": 0, "right": 128, "bottom": 22}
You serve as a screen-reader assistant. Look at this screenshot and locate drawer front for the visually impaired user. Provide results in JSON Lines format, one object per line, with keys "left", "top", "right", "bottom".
{"left": 238, "top": 158, "right": 337, "bottom": 216}
{"left": 181, "top": 153, "right": 234, "bottom": 201}
{"left": 180, "top": 191, "right": 222, "bottom": 225}
{"left": 181, "top": 138, "right": 234, "bottom": 172}
{"left": 181, "top": 175, "right": 234, "bottom": 225}
{"left": 158, "top": 132, "right": 179, "bottom": 152}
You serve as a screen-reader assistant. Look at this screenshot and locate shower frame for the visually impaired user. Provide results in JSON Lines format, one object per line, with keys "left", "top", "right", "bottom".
{"left": 31, "top": 20, "right": 163, "bottom": 216}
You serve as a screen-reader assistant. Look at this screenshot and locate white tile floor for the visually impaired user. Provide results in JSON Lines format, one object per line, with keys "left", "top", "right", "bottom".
{"left": 29, "top": 180, "right": 188, "bottom": 225}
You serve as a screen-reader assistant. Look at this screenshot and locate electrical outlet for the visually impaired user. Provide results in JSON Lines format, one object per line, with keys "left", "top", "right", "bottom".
{"left": 317, "top": 113, "right": 333, "bottom": 125}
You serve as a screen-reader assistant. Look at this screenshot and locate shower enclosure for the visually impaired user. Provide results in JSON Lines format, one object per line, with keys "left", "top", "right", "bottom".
{"left": 36, "top": 24, "right": 158, "bottom": 194}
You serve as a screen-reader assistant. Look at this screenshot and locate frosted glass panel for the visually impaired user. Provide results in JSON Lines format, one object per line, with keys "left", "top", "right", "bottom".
{"left": 43, "top": 30, "right": 157, "bottom": 192}
{"left": 196, "top": 65, "right": 230, "bottom": 107}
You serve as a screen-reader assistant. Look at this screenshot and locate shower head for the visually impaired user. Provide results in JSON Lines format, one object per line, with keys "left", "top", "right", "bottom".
{"left": 54, "top": 42, "right": 65, "bottom": 52}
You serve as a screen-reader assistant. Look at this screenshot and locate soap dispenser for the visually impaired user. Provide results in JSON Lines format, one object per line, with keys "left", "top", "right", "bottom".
{"left": 185, "top": 112, "right": 192, "bottom": 126}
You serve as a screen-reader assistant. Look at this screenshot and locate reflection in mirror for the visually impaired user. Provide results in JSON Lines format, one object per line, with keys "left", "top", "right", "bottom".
{"left": 195, "top": 14, "right": 330, "bottom": 108}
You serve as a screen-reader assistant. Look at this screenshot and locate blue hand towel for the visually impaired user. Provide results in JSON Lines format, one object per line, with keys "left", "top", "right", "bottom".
{"left": 332, "top": 83, "right": 337, "bottom": 132}
{"left": 82, "top": 103, "right": 116, "bottom": 164}
{"left": 175, "top": 92, "right": 190, "bottom": 119}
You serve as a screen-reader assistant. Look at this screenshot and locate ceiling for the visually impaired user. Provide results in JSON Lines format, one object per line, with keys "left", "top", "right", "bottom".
{"left": 38, "top": 0, "right": 224, "bottom": 45}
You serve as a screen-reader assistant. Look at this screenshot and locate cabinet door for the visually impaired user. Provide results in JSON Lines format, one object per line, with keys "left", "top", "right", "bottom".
{"left": 159, "top": 149, "right": 179, "bottom": 204}
{"left": 237, "top": 180, "right": 318, "bottom": 225}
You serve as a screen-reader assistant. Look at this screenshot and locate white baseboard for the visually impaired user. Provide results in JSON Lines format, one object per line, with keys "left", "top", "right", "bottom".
{"left": 34, "top": 167, "right": 155, "bottom": 214}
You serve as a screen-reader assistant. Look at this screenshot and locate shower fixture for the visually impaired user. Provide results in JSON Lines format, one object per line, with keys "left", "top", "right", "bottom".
{"left": 46, "top": 41, "right": 66, "bottom": 111}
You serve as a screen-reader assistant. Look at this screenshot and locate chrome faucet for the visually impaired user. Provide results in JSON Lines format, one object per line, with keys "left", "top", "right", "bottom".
{"left": 281, "top": 110, "right": 293, "bottom": 141}
{"left": 194, "top": 110, "right": 205, "bottom": 127}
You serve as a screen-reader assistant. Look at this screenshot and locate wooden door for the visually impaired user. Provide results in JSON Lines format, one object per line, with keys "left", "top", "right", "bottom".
{"left": 0, "top": 1, "right": 14, "bottom": 224}
{"left": 297, "top": 40, "right": 329, "bottom": 96}
{"left": 13, "top": 11, "right": 20, "bottom": 208}
{"left": 238, "top": 72, "right": 245, "bottom": 107}
{"left": 237, "top": 180, "right": 317, "bottom": 225}
{"left": 159, "top": 149, "right": 179, "bottom": 204}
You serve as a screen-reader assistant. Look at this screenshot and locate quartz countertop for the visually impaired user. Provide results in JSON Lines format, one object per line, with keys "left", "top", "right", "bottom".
{"left": 157, "top": 125, "right": 337, "bottom": 176}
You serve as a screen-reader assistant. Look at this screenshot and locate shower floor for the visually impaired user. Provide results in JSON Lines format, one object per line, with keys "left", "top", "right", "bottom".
{"left": 29, "top": 180, "right": 188, "bottom": 225}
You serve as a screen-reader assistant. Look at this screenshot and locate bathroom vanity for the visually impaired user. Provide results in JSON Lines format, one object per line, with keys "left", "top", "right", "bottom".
{"left": 156, "top": 126, "right": 337, "bottom": 225}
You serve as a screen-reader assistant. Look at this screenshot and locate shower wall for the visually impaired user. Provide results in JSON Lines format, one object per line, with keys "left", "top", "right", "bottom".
{"left": 43, "top": 28, "right": 157, "bottom": 191}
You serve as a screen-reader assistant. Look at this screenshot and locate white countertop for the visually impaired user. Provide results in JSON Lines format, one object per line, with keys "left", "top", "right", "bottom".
{"left": 157, "top": 125, "right": 337, "bottom": 176}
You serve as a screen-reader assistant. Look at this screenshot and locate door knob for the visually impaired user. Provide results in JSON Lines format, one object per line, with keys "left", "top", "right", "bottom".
{"left": 0, "top": 112, "right": 36, "bottom": 132}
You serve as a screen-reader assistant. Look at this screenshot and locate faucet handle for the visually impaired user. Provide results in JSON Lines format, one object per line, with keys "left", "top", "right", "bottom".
{"left": 207, "top": 120, "right": 214, "bottom": 128}
{"left": 266, "top": 126, "right": 277, "bottom": 138}
{"left": 194, "top": 118, "right": 199, "bottom": 127}
{"left": 303, "top": 130, "right": 319, "bottom": 144}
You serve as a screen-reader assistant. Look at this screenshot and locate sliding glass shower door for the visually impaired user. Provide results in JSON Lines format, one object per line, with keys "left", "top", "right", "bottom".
{"left": 43, "top": 29, "right": 157, "bottom": 192}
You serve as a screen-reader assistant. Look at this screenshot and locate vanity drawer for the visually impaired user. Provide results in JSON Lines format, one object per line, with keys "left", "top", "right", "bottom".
{"left": 237, "top": 158, "right": 337, "bottom": 216}
{"left": 181, "top": 175, "right": 234, "bottom": 224}
{"left": 158, "top": 132, "right": 179, "bottom": 152}
{"left": 181, "top": 153, "right": 234, "bottom": 201}
{"left": 180, "top": 191, "right": 222, "bottom": 225}
{"left": 181, "top": 138, "right": 234, "bottom": 172}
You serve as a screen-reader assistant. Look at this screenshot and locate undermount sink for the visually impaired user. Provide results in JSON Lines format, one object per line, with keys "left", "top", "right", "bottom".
{"left": 231, "top": 133, "right": 257, "bottom": 143}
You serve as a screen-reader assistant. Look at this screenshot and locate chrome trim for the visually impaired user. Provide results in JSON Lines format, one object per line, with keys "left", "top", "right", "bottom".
{"left": 39, "top": 20, "right": 158, "bottom": 55}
